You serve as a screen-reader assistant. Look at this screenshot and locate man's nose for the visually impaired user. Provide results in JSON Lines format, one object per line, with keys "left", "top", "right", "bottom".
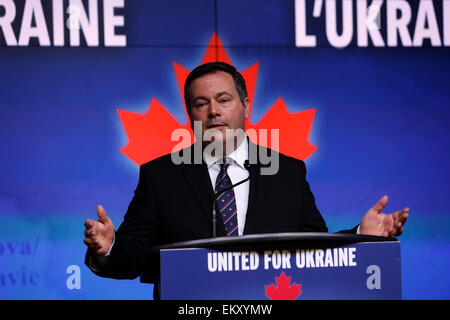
{"left": 208, "top": 100, "right": 220, "bottom": 117}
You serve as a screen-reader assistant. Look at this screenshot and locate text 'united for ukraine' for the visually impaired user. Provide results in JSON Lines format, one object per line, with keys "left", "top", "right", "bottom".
{"left": 207, "top": 248, "right": 357, "bottom": 272}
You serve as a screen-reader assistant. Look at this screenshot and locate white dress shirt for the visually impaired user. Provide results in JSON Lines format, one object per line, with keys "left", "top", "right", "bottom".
{"left": 203, "top": 138, "right": 250, "bottom": 236}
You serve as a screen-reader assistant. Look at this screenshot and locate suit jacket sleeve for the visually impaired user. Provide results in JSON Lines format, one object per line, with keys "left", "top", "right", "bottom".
{"left": 85, "top": 164, "right": 160, "bottom": 280}
{"left": 297, "top": 160, "right": 329, "bottom": 232}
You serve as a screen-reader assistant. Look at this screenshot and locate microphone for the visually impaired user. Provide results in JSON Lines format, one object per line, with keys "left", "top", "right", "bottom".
{"left": 211, "top": 160, "right": 251, "bottom": 238}
{"left": 244, "top": 159, "right": 251, "bottom": 171}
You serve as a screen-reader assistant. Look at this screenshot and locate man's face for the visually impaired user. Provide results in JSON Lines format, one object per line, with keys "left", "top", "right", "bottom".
{"left": 188, "top": 71, "right": 249, "bottom": 151}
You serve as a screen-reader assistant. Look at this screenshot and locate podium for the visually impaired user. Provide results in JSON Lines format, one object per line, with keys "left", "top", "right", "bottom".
{"left": 158, "top": 233, "right": 401, "bottom": 300}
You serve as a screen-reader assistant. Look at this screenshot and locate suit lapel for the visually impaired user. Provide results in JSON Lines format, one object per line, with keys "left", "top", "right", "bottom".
{"left": 243, "top": 141, "right": 264, "bottom": 234}
{"left": 180, "top": 144, "right": 227, "bottom": 236}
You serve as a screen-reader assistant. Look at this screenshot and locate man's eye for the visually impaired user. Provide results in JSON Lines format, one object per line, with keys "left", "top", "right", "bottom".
{"left": 220, "top": 99, "right": 229, "bottom": 104}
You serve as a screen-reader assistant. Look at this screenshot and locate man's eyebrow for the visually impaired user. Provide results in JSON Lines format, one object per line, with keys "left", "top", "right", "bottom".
{"left": 193, "top": 92, "right": 232, "bottom": 102}
{"left": 215, "top": 91, "right": 232, "bottom": 98}
{"left": 193, "top": 95, "right": 208, "bottom": 102}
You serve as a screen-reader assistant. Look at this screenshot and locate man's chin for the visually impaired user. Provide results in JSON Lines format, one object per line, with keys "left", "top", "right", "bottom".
{"left": 202, "top": 127, "right": 246, "bottom": 154}
{"left": 206, "top": 126, "right": 227, "bottom": 134}
{"left": 203, "top": 127, "right": 226, "bottom": 141}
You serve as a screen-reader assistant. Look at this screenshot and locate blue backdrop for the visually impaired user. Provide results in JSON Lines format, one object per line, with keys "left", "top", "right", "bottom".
{"left": 0, "top": 0, "right": 449, "bottom": 299}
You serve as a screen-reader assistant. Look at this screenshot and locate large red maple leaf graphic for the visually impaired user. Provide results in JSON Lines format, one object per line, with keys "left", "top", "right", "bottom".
{"left": 118, "top": 33, "right": 317, "bottom": 165}
{"left": 265, "top": 272, "right": 302, "bottom": 300}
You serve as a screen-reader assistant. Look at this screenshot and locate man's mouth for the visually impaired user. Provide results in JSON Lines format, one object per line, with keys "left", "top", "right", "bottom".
{"left": 207, "top": 123, "right": 226, "bottom": 129}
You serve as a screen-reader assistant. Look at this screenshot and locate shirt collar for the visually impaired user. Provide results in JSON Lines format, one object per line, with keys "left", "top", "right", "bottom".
{"left": 204, "top": 136, "right": 248, "bottom": 170}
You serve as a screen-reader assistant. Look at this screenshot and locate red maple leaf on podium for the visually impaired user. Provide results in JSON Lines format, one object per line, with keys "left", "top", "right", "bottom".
{"left": 265, "top": 272, "right": 302, "bottom": 300}
{"left": 118, "top": 33, "right": 317, "bottom": 165}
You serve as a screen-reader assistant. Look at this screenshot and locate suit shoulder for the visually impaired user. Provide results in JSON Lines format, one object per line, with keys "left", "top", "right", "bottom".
{"left": 140, "top": 146, "right": 194, "bottom": 172}
{"left": 139, "top": 152, "right": 179, "bottom": 172}
{"left": 277, "top": 151, "right": 307, "bottom": 175}
{"left": 140, "top": 153, "right": 172, "bottom": 170}
{"left": 279, "top": 152, "right": 305, "bottom": 166}
{"left": 256, "top": 144, "right": 305, "bottom": 167}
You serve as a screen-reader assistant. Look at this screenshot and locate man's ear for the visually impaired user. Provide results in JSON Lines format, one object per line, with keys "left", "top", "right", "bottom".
{"left": 243, "top": 97, "right": 250, "bottom": 119}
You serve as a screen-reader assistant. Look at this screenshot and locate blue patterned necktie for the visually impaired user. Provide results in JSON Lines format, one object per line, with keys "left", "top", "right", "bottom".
{"left": 215, "top": 157, "right": 238, "bottom": 236}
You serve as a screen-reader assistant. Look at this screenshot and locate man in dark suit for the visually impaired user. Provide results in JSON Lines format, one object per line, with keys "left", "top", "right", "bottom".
{"left": 84, "top": 62, "right": 409, "bottom": 290}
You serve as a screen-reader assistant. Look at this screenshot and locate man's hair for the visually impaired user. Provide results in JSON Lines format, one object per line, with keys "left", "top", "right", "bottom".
{"left": 184, "top": 62, "right": 248, "bottom": 116}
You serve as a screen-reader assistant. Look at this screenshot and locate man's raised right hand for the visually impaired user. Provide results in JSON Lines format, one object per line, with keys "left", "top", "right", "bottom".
{"left": 84, "top": 205, "right": 115, "bottom": 256}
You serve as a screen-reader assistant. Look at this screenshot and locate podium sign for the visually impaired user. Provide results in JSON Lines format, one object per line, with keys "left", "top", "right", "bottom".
{"left": 159, "top": 233, "right": 401, "bottom": 300}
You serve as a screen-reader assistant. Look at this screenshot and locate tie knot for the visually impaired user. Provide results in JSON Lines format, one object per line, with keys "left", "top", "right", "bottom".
{"left": 220, "top": 157, "right": 233, "bottom": 170}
